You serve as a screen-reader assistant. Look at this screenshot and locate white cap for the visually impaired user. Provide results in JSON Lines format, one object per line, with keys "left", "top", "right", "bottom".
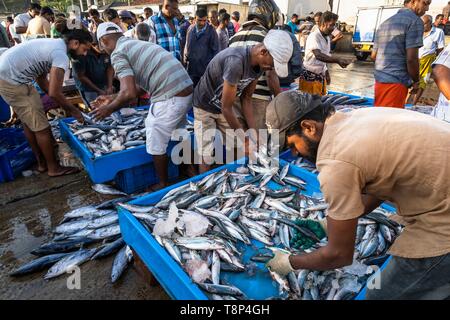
{"left": 263, "top": 30, "right": 293, "bottom": 78}
{"left": 96, "top": 22, "right": 123, "bottom": 42}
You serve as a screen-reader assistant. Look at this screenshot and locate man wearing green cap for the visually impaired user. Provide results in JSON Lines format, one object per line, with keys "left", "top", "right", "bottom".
{"left": 265, "top": 91, "right": 450, "bottom": 300}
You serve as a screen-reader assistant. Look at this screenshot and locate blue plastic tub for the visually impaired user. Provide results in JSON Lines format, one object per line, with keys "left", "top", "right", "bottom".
{"left": 59, "top": 111, "right": 192, "bottom": 185}
{"left": 114, "top": 159, "right": 179, "bottom": 194}
{"left": 354, "top": 256, "right": 393, "bottom": 300}
{"left": 0, "top": 95, "right": 11, "bottom": 123}
{"left": 0, "top": 128, "right": 35, "bottom": 183}
{"left": 118, "top": 158, "right": 392, "bottom": 300}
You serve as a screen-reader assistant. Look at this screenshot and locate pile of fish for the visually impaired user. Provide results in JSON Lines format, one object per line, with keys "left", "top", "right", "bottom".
{"left": 67, "top": 108, "right": 193, "bottom": 158}
{"left": 117, "top": 151, "right": 402, "bottom": 300}
{"left": 321, "top": 93, "right": 368, "bottom": 106}
{"left": 288, "top": 156, "right": 318, "bottom": 174}
{"left": 9, "top": 187, "right": 138, "bottom": 283}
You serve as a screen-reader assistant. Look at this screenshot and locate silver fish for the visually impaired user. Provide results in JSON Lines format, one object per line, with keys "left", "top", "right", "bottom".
{"left": 92, "top": 184, "right": 127, "bottom": 196}
{"left": 111, "top": 245, "right": 133, "bottom": 283}
{"left": 44, "top": 248, "right": 97, "bottom": 280}
{"left": 211, "top": 251, "right": 221, "bottom": 285}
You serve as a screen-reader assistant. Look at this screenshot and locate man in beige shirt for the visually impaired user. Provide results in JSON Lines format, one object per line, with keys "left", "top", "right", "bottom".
{"left": 25, "top": 7, "right": 54, "bottom": 40}
{"left": 266, "top": 91, "right": 450, "bottom": 300}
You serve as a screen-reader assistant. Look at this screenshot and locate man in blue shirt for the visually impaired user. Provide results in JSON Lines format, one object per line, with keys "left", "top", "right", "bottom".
{"left": 184, "top": 9, "right": 219, "bottom": 87}
{"left": 371, "top": 0, "right": 431, "bottom": 108}
{"left": 287, "top": 14, "right": 299, "bottom": 34}
{"left": 149, "top": 0, "right": 182, "bottom": 61}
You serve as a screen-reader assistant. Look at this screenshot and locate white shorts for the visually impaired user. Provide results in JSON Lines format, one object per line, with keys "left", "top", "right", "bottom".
{"left": 145, "top": 94, "right": 192, "bottom": 155}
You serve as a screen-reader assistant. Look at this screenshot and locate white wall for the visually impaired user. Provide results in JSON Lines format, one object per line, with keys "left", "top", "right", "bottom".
{"left": 334, "top": 0, "right": 449, "bottom": 25}
{"left": 273, "top": 0, "right": 330, "bottom": 18}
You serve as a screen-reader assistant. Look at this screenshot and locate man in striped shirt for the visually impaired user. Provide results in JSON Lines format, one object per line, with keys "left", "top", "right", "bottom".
{"left": 91, "top": 22, "right": 193, "bottom": 190}
{"left": 228, "top": 0, "right": 282, "bottom": 130}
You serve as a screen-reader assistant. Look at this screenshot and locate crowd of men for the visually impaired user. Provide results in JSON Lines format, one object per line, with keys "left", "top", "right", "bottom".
{"left": 0, "top": 0, "right": 449, "bottom": 300}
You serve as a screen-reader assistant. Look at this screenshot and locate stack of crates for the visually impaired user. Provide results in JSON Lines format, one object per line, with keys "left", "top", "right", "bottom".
{"left": 0, "top": 128, "right": 35, "bottom": 183}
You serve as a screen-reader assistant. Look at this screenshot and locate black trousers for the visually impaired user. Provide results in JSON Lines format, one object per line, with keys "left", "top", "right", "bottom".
{"left": 366, "top": 253, "right": 450, "bottom": 300}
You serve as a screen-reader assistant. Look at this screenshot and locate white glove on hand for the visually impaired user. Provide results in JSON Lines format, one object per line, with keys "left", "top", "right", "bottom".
{"left": 266, "top": 248, "right": 294, "bottom": 277}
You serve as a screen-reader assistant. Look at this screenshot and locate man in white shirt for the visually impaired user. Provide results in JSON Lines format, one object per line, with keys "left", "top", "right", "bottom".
{"left": 299, "top": 11, "right": 350, "bottom": 96}
{"left": 14, "top": 3, "right": 41, "bottom": 42}
{"left": 432, "top": 44, "right": 450, "bottom": 123}
{"left": 410, "top": 14, "right": 445, "bottom": 105}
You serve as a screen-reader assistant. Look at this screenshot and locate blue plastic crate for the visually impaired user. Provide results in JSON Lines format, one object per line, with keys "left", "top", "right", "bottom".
{"left": 118, "top": 158, "right": 394, "bottom": 300}
{"left": 114, "top": 159, "right": 179, "bottom": 194}
{"left": 59, "top": 108, "right": 191, "bottom": 184}
{"left": 0, "top": 128, "right": 36, "bottom": 183}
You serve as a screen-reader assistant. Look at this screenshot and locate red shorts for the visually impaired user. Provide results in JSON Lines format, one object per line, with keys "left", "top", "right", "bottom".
{"left": 374, "top": 82, "right": 408, "bottom": 108}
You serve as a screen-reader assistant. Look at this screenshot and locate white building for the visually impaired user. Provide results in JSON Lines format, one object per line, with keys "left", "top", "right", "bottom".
{"left": 334, "top": 0, "right": 450, "bottom": 25}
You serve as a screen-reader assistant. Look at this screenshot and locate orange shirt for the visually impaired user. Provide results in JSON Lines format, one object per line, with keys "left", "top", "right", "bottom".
{"left": 317, "top": 108, "right": 450, "bottom": 258}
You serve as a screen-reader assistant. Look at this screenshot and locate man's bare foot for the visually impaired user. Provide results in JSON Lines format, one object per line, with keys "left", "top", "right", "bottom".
{"left": 48, "top": 166, "right": 80, "bottom": 177}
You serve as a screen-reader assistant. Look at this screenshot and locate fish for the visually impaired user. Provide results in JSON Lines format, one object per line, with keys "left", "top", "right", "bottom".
{"left": 63, "top": 206, "right": 99, "bottom": 219}
{"left": 115, "top": 159, "right": 399, "bottom": 301}
{"left": 196, "top": 283, "right": 245, "bottom": 297}
{"left": 91, "top": 238, "right": 126, "bottom": 260}
{"left": 69, "top": 111, "right": 195, "bottom": 158}
{"left": 10, "top": 253, "right": 71, "bottom": 276}
{"left": 111, "top": 245, "right": 133, "bottom": 283}
{"left": 330, "top": 95, "right": 351, "bottom": 106}
{"left": 96, "top": 197, "right": 136, "bottom": 210}
{"left": 92, "top": 184, "right": 127, "bottom": 196}
{"left": 343, "top": 98, "right": 368, "bottom": 105}
{"left": 264, "top": 198, "right": 299, "bottom": 216}
{"left": 116, "top": 202, "right": 154, "bottom": 213}
{"left": 359, "top": 236, "right": 379, "bottom": 259}
{"left": 174, "top": 237, "right": 225, "bottom": 251}
{"left": 65, "top": 224, "right": 121, "bottom": 241}
{"left": 161, "top": 238, "right": 182, "bottom": 264}
{"left": 211, "top": 251, "right": 221, "bottom": 285}
{"left": 31, "top": 238, "right": 98, "bottom": 256}
{"left": 44, "top": 248, "right": 97, "bottom": 280}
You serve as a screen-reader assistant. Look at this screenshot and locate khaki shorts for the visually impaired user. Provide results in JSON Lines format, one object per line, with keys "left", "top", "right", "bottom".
{"left": 0, "top": 79, "right": 49, "bottom": 132}
{"left": 193, "top": 106, "right": 245, "bottom": 163}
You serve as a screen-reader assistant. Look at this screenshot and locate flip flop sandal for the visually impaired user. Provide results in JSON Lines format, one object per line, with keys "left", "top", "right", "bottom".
{"left": 48, "top": 167, "right": 80, "bottom": 178}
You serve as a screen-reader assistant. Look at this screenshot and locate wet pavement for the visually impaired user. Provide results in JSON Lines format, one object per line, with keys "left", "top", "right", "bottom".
{"left": 0, "top": 172, "right": 169, "bottom": 300}
{"left": 0, "top": 54, "right": 441, "bottom": 300}
{"left": 328, "top": 53, "right": 441, "bottom": 105}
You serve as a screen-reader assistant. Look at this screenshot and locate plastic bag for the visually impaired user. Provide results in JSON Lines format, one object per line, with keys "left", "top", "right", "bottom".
{"left": 153, "top": 202, "right": 179, "bottom": 237}
{"left": 177, "top": 211, "right": 210, "bottom": 237}
{"left": 185, "top": 258, "right": 211, "bottom": 283}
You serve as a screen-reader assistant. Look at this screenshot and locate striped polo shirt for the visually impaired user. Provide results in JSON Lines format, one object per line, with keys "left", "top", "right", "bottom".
{"left": 374, "top": 8, "right": 423, "bottom": 87}
{"left": 229, "top": 20, "right": 272, "bottom": 101}
{"left": 111, "top": 36, "right": 192, "bottom": 103}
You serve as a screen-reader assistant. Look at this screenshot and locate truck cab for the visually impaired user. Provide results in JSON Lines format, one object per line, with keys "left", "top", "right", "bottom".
{"left": 352, "top": 5, "right": 402, "bottom": 61}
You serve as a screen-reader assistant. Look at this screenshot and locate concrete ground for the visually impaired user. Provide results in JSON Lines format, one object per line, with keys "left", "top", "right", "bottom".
{"left": 0, "top": 54, "right": 441, "bottom": 300}
{"left": 328, "top": 53, "right": 441, "bottom": 105}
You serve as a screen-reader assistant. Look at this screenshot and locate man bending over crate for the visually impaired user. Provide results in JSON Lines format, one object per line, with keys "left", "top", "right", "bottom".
{"left": 0, "top": 23, "right": 92, "bottom": 177}
{"left": 90, "top": 22, "right": 193, "bottom": 191}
